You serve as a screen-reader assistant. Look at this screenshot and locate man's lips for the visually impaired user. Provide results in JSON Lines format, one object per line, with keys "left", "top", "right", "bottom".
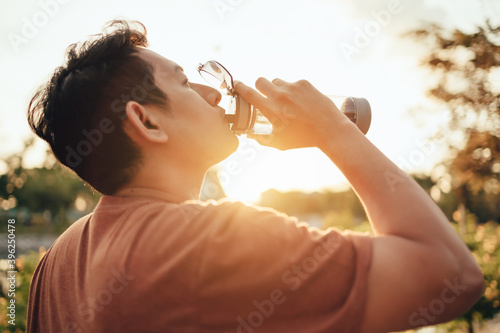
{"left": 218, "top": 106, "right": 227, "bottom": 120}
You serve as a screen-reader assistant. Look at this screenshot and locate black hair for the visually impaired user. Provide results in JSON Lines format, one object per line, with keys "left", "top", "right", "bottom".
{"left": 27, "top": 20, "right": 168, "bottom": 194}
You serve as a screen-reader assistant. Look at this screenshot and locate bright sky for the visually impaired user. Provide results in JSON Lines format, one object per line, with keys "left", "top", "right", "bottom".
{"left": 1, "top": 0, "right": 498, "bottom": 202}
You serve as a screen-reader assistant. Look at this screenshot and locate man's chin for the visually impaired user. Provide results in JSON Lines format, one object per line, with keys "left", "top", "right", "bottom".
{"left": 206, "top": 134, "right": 239, "bottom": 168}
{"left": 221, "top": 134, "right": 240, "bottom": 160}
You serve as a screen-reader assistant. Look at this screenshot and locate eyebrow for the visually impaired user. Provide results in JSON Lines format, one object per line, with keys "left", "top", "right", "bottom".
{"left": 174, "top": 65, "right": 184, "bottom": 73}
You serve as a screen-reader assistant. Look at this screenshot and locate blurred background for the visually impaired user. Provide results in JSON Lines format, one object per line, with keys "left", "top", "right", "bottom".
{"left": 0, "top": 0, "right": 499, "bottom": 332}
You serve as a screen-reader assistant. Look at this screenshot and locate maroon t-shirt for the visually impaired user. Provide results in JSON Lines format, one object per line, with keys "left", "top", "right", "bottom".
{"left": 27, "top": 195, "right": 372, "bottom": 332}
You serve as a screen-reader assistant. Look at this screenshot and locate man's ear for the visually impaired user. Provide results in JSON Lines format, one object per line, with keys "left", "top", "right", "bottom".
{"left": 123, "top": 101, "right": 168, "bottom": 144}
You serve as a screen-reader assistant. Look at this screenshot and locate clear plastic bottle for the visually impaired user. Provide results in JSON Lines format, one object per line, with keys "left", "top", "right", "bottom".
{"left": 232, "top": 96, "right": 372, "bottom": 136}
{"left": 196, "top": 60, "right": 372, "bottom": 136}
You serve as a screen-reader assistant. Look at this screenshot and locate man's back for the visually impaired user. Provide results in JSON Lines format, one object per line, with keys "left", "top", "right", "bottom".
{"left": 27, "top": 195, "right": 372, "bottom": 332}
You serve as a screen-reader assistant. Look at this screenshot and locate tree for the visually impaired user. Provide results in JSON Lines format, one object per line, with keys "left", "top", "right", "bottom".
{"left": 411, "top": 21, "right": 499, "bottom": 136}
{"left": 409, "top": 21, "right": 500, "bottom": 332}
{"left": 443, "top": 218, "right": 500, "bottom": 333}
{"left": 410, "top": 21, "right": 500, "bottom": 228}
{"left": 0, "top": 138, "right": 100, "bottom": 232}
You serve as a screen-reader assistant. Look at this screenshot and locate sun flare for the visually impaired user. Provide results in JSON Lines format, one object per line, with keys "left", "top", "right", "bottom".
{"left": 216, "top": 138, "right": 350, "bottom": 203}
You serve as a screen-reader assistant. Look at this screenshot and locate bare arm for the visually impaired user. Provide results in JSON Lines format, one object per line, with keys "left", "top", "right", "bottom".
{"left": 235, "top": 78, "right": 484, "bottom": 333}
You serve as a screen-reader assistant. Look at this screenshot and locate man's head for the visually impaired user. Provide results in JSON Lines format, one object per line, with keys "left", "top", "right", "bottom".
{"left": 27, "top": 20, "right": 238, "bottom": 195}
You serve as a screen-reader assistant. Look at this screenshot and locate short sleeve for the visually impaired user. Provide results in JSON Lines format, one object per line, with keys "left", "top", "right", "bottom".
{"left": 194, "top": 200, "right": 373, "bottom": 333}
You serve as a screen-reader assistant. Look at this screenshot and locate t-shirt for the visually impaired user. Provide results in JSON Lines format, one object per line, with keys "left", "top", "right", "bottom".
{"left": 27, "top": 195, "right": 373, "bottom": 333}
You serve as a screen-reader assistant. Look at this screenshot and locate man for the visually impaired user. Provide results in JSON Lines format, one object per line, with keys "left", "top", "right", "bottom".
{"left": 26, "top": 20, "right": 483, "bottom": 332}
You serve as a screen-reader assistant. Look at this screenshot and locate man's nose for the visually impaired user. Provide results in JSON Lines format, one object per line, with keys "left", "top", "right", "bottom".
{"left": 192, "top": 83, "right": 222, "bottom": 106}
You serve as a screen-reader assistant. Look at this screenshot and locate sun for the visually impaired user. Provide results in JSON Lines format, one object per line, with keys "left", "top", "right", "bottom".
{"left": 216, "top": 137, "right": 350, "bottom": 203}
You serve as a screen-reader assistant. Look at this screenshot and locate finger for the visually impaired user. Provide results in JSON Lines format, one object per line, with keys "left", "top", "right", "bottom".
{"left": 255, "top": 77, "right": 281, "bottom": 98}
{"left": 234, "top": 81, "right": 281, "bottom": 122}
{"left": 234, "top": 80, "right": 268, "bottom": 107}
{"left": 272, "top": 78, "right": 289, "bottom": 87}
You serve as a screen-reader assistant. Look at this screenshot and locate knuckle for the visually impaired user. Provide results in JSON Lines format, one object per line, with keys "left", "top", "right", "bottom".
{"left": 272, "top": 78, "right": 283, "bottom": 85}
{"left": 296, "top": 79, "right": 311, "bottom": 87}
{"left": 274, "top": 89, "right": 288, "bottom": 101}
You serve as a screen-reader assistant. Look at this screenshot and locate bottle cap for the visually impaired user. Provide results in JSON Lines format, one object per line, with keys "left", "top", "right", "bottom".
{"left": 352, "top": 97, "right": 371, "bottom": 135}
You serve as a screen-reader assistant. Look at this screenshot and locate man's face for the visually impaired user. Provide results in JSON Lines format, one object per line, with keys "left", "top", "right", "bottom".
{"left": 138, "top": 49, "right": 239, "bottom": 167}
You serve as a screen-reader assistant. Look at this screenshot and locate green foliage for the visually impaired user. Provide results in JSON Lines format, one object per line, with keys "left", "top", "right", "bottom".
{"left": 461, "top": 218, "right": 500, "bottom": 324}
{"left": 259, "top": 188, "right": 367, "bottom": 220}
{"left": 409, "top": 22, "right": 500, "bottom": 217}
{"left": 0, "top": 250, "right": 43, "bottom": 332}
{"left": 415, "top": 173, "right": 500, "bottom": 224}
{"left": 1, "top": 166, "right": 97, "bottom": 225}
{"left": 322, "top": 209, "right": 373, "bottom": 234}
{"left": 0, "top": 140, "right": 100, "bottom": 232}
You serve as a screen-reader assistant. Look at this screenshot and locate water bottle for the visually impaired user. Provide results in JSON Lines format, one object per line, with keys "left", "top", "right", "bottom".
{"left": 229, "top": 95, "right": 372, "bottom": 135}
{"left": 196, "top": 60, "right": 372, "bottom": 136}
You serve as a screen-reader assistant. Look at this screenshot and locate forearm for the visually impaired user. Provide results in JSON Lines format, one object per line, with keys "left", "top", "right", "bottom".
{"left": 320, "top": 117, "right": 477, "bottom": 269}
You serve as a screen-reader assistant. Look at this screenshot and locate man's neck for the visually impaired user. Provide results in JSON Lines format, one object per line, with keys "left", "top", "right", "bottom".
{"left": 113, "top": 158, "right": 207, "bottom": 203}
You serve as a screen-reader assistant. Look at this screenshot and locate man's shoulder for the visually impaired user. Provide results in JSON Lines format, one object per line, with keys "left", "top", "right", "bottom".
{"left": 89, "top": 195, "right": 293, "bottom": 232}
{"left": 177, "top": 198, "right": 293, "bottom": 222}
